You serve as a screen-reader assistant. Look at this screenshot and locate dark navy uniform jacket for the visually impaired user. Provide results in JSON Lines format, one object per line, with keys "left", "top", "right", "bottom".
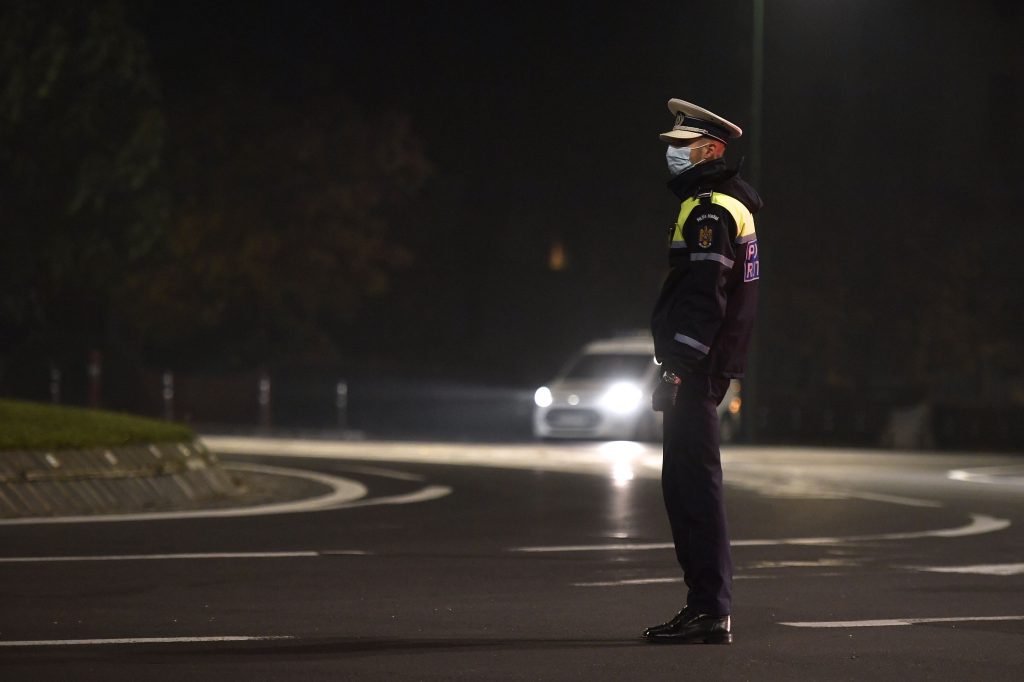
{"left": 651, "top": 159, "right": 764, "bottom": 378}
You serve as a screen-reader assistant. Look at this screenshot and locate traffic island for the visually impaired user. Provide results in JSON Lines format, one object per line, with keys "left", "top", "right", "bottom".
{"left": 0, "top": 400, "right": 245, "bottom": 518}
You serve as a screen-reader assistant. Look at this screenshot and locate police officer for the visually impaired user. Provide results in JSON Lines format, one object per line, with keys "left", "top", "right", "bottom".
{"left": 643, "top": 99, "right": 763, "bottom": 645}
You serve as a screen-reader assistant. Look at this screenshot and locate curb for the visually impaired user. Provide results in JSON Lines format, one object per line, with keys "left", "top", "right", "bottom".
{"left": 0, "top": 441, "right": 245, "bottom": 518}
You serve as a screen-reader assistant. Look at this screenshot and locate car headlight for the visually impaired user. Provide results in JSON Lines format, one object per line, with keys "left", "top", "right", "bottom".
{"left": 534, "top": 386, "right": 553, "bottom": 408}
{"left": 599, "top": 382, "right": 643, "bottom": 414}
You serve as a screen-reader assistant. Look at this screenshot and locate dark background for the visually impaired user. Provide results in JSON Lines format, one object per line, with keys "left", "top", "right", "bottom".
{"left": 2, "top": 1, "right": 1022, "bottom": 446}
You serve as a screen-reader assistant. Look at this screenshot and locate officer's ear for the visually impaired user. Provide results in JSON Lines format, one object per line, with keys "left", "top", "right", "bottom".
{"left": 694, "top": 140, "right": 725, "bottom": 163}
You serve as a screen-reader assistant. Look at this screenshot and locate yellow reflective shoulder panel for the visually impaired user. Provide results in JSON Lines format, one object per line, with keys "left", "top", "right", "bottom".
{"left": 710, "top": 193, "right": 756, "bottom": 242}
{"left": 672, "top": 192, "right": 756, "bottom": 246}
{"left": 671, "top": 197, "right": 700, "bottom": 245}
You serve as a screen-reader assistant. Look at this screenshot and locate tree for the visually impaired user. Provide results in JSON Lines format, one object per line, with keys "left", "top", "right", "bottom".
{"left": 0, "top": 0, "right": 166, "bottom": 381}
{"left": 125, "top": 87, "right": 432, "bottom": 369}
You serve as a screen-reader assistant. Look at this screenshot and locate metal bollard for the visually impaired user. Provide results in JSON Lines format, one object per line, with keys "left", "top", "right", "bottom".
{"left": 87, "top": 350, "right": 102, "bottom": 408}
{"left": 162, "top": 371, "right": 174, "bottom": 421}
{"left": 258, "top": 372, "right": 272, "bottom": 430}
{"left": 49, "top": 364, "right": 61, "bottom": 404}
{"left": 336, "top": 380, "right": 349, "bottom": 431}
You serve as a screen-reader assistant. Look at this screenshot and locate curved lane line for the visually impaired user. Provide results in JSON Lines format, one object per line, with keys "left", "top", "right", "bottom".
{"left": 0, "top": 462, "right": 368, "bottom": 526}
{"left": 0, "top": 551, "right": 320, "bottom": 563}
{"left": 0, "top": 636, "right": 296, "bottom": 647}
{"left": 903, "top": 563, "right": 1024, "bottom": 576}
{"left": 331, "top": 464, "right": 426, "bottom": 482}
{"left": 511, "top": 513, "right": 1010, "bottom": 552}
{"left": 573, "top": 575, "right": 776, "bottom": 587}
{"left": 949, "top": 465, "right": 1024, "bottom": 485}
{"left": 203, "top": 436, "right": 646, "bottom": 475}
{"left": 334, "top": 485, "right": 452, "bottom": 509}
{"left": 735, "top": 513, "right": 1010, "bottom": 545}
{"left": 780, "top": 615, "right": 1024, "bottom": 628}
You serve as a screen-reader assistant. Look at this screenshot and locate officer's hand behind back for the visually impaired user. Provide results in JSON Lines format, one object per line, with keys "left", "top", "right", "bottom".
{"left": 652, "top": 379, "right": 679, "bottom": 412}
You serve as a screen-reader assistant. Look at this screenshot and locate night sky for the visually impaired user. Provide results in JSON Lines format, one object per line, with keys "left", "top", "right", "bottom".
{"left": 61, "top": 2, "right": 1024, "bottom": 399}
{"left": 136, "top": 2, "right": 1024, "bottom": 393}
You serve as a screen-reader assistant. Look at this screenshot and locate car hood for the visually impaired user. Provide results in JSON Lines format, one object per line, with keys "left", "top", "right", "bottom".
{"left": 549, "top": 379, "right": 649, "bottom": 395}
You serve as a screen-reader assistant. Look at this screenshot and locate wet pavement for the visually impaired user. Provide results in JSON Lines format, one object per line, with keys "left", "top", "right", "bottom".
{"left": 1, "top": 440, "right": 1022, "bottom": 680}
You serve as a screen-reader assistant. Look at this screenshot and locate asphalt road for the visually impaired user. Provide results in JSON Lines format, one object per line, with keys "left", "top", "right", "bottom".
{"left": 1, "top": 439, "right": 1023, "bottom": 681}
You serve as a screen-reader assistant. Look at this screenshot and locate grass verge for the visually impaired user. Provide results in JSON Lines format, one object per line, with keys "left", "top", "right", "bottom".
{"left": 0, "top": 399, "right": 194, "bottom": 451}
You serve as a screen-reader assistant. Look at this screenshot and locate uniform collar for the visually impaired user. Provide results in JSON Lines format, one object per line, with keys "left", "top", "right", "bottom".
{"left": 666, "top": 158, "right": 730, "bottom": 201}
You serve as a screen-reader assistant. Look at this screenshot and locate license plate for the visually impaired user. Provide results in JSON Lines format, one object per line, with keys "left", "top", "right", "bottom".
{"left": 554, "top": 413, "right": 592, "bottom": 427}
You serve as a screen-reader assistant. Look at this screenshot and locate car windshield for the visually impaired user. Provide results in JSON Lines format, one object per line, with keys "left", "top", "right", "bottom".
{"left": 563, "top": 353, "right": 653, "bottom": 381}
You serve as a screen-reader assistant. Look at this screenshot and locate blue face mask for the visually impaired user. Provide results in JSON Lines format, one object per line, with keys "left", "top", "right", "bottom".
{"left": 666, "top": 145, "right": 693, "bottom": 176}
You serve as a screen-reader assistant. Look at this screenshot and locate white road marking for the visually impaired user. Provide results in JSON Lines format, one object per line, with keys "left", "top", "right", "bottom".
{"left": 574, "top": 577, "right": 683, "bottom": 587}
{"left": 205, "top": 438, "right": 1006, "bottom": 516}
{"left": 848, "top": 513, "right": 1010, "bottom": 541}
{"left": 747, "top": 559, "right": 859, "bottom": 569}
{"left": 573, "top": 575, "right": 772, "bottom": 587}
{"left": 0, "top": 462, "right": 366, "bottom": 526}
{"left": 204, "top": 436, "right": 658, "bottom": 479}
{"left": 206, "top": 439, "right": 1021, "bottom": 499}
{"left": 0, "top": 461, "right": 451, "bottom": 525}
{"left": 334, "top": 485, "right": 452, "bottom": 508}
{"left": 839, "top": 491, "right": 943, "bottom": 508}
{"left": 949, "top": 465, "right": 1024, "bottom": 485}
{"left": 780, "top": 615, "right": 1024, "bottom": 628}
{"left": 718, "top": 469, "right": 943, "bottom": 508}
{"left": 515, "top": 541, "right": 673, "bottom": 552}
{"left": 511, "top": 514, "right": 1009, "bottom": 552}
{"left": 333, "top": 464, "right": 425, "bottom": 482}
{"left": 905, "top": 563, "right": 1024, "bottom": 576}
{"left": 0, "top": 550, "right": 368, "bottom": 563}
{"left": 644, "top": 455, "right": 944, "bottom": 508}
{"left": 0, "top": 636, "right": 295, "bottom": 647}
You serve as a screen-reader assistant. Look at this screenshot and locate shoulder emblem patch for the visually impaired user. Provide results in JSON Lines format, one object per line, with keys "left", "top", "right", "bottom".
{"left": 698, "top": 226, "right": 713, "bottom": 249}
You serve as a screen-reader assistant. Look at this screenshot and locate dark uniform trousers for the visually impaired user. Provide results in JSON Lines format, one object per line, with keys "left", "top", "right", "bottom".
{"left": 661, "top": 373, "right": 733, "bottom": 616}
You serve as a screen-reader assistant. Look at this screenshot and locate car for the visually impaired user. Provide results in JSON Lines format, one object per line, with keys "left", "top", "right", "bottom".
{"left": 532, "top": 333, "right": 742, "bottom": 442}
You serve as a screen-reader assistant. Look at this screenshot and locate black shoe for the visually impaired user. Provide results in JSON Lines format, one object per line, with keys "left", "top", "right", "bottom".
{"left": 641, "top": 606, "right": 696, "bottom": 640}
{"left": 644, "top": 612, "right": 732, "bottom": 645}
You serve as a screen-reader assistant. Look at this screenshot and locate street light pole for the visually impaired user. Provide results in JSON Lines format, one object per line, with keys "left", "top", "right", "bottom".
{"left": 751, "top": 0, "right": 764, "bottom": 190}
{"left": 745, "top": 0, "right": 765, "bottom": 442}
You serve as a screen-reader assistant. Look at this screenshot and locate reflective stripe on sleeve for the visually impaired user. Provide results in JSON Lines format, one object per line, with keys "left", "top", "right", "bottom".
{"left": 736, "top": 233, "right": 758, "bottom": 244}
{"left": 673, "top": 333, "right": 711, "bottom": 355}
{"left": 690, "top": 252, "right": 734, "bottom": 268}
{"left": 670, "top": 240, "right": 687, "bottom": 249}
